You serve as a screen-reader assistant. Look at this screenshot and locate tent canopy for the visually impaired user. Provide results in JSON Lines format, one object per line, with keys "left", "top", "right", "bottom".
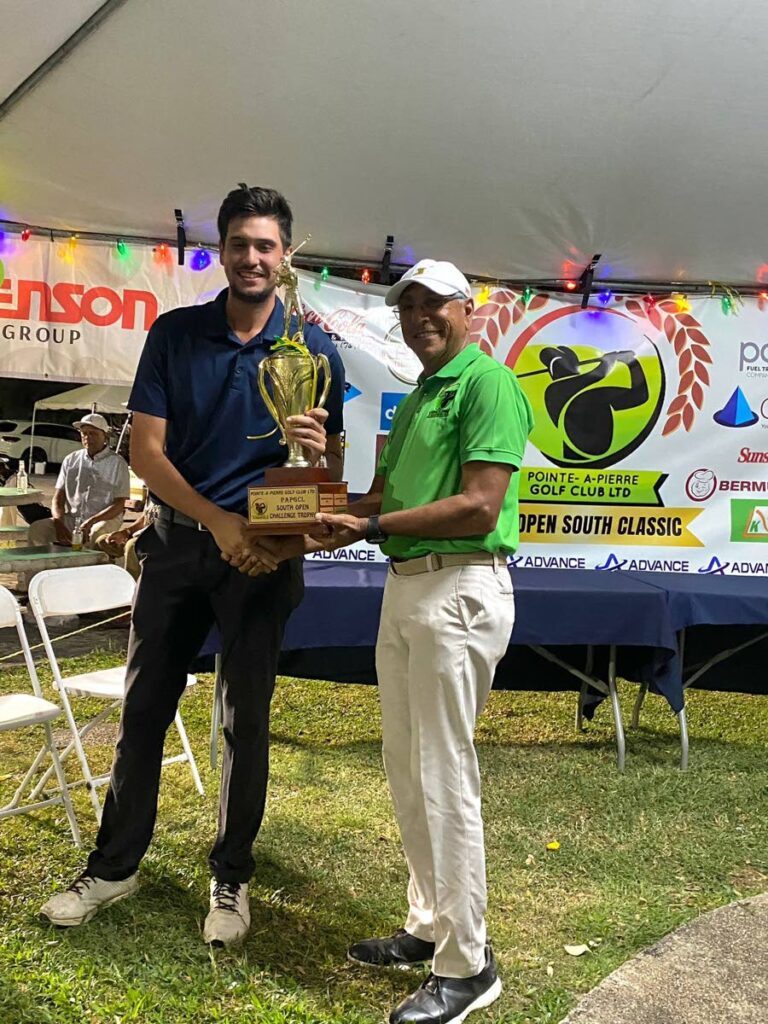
{"left": 3, "top": 0, "right": 767, "bottom": 284}
{"left": 34, "top": 383, "right": 131, "bottom": 414}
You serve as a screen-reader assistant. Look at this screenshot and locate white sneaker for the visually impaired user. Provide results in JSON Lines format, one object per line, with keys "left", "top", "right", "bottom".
{"left": 40, "top": 872, "right": 139, "bottom": 927}
{"left": 202, "top": 880, "right": 250, "bottom": 946}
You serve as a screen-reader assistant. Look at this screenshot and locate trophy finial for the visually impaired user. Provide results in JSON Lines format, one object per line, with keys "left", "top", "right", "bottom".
{"left": 275, "top": 234, "right": 312, "bottom": 349}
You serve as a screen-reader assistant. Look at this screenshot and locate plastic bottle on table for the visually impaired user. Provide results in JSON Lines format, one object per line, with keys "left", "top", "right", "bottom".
{"left": 71, "top": 516, "right": 83, "bottom": 551}
{"left": 16, "top": 462, "right": 29, "bottom": 492}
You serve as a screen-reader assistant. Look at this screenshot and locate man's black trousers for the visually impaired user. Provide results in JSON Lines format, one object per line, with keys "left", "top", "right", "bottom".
{"left": 87, "top": 519, "right": 303, "bottom": 884}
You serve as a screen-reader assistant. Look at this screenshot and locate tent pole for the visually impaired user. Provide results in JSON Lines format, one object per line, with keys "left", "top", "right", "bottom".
{"left": 0, "top": 0, "right": 131, "bottom": 122}
{"left": 29, "top": 403, "right": 38, "bottom": 475}
{"left": 115, "top": 412, "right": 131, "bottom": 458}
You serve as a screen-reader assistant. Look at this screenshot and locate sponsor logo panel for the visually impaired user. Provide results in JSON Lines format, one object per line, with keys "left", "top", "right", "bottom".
{"left": 738, "top": 341, "right": 768, "bottom": 378}
{"left": 594, "top": 553, "right": 691, "bottom": 572}
{"left": 509, "top": 554, "right": 587, "bottom": 569}
{"left": 698, "top": 554, "right": 768, "bottom": 574}
{"left": 713, "top": 387, "right": 759, "bottom": 428}
{"left": 379, "top": 392, "right": 406, "bottom": 431}
{"left": 685, "top": 468, "right": 717, "bottom": 502}
{"left": 737, "top": 447, "right": 768, "bottom": 463}
{"left": 0, "top": 277, "right": 157, "bottom": 331}
{"left": 685, "top": 468, "right": 768, "bottom": 501}
{"left": 730, "top": 500, "right": 768, "bottom": 543}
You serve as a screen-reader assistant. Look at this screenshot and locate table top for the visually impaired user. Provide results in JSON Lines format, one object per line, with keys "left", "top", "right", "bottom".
{"left": 294, "top": 562, "right": 677, "bottom": 651}
{"left": 0, "top": 544, "right": 108, "bottom": 569}
{"left": 625, "top": 570, "right": 768, "bottom": 629}
{"left": 0, "top": 487, "right": 43, "bottom": 507}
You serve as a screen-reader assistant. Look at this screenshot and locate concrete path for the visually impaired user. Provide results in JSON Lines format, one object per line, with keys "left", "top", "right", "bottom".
{"left": 561, "top": 893, "right": 768, "bottom": 1024}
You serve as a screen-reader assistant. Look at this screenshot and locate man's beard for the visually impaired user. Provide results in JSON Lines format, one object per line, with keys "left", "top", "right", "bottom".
{"left": 228, "top": 279, "right": 277, "bottom": 305}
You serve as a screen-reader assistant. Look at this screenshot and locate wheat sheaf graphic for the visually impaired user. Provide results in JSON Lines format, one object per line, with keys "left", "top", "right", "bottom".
{"left": 468, "top": 290, "right": 550, "bottom": 355}
{"left": 623, "top": 298, "right": 713, "bottom": 436}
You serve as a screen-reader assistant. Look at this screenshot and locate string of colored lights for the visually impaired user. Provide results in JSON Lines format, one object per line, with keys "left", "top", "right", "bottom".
{"left": 0, "top": 220, "right": 766, "bottom": 307}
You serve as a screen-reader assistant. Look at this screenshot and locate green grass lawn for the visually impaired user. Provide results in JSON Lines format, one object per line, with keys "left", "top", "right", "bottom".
{"left": 1, "top": 649, "right": 767, "bottom": 1024}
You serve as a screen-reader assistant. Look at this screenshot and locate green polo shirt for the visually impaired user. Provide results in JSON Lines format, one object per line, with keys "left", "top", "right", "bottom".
{"left": 376, "top": 343, "right": 533, "bottom": 560}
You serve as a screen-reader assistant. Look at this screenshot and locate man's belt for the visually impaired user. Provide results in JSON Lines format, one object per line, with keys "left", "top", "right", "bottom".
{"left": 388, "top": 552, "right": 501, "bottom": 576}
{"left": 155, "top": 506, "right": 209, "bottom": 531}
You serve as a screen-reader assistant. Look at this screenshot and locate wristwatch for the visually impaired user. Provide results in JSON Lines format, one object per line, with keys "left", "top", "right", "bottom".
{"left": 365, "top": 515, "right": 389, "bottom": 545}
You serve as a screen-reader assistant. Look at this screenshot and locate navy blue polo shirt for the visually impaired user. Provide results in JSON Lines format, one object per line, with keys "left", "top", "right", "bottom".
{"left": 128, "top": 290, "right": 345, "bottom": 515}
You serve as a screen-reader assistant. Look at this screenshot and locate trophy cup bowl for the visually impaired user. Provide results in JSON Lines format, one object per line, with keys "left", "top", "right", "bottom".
{"left": 247, "top": 348, "right": 348, "bottom": 533}
{"left": 258, "top": 349, "right": 331, "bottom": 468}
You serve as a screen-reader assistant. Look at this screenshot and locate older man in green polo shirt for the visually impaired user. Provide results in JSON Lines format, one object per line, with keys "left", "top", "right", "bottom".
{"left": 316, "top": 259, "right": 533, "bottom": 1024}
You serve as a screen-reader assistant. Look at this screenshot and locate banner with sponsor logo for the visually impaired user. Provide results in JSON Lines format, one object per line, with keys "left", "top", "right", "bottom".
{"left": 0, "top": 237, "right": 226, "bottom": 384}
{"left": 1, "top": 237, "right": 767, "bottom": 575}
{"left": 300, "top": 280, "right": 768, "bottom": 577}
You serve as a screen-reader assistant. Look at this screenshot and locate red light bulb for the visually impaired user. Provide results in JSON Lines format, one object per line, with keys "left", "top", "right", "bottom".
{"left": 565, "top": 280, "right": 577, "bottom": 292}
{"left": 21, "top": 228, "right": 31, "bottom": 242}
{"left": 361, "top": 268, "right": 372, "bottom": 284}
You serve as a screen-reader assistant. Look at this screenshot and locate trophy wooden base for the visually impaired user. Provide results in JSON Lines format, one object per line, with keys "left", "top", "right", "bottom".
{"left": 247, "top": 466, "right": 348, "bottom": 534}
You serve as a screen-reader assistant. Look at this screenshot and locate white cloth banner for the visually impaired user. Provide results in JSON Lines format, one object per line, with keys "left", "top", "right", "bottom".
{"left": 0, "top": 237, "right": 226, "bottom": 384}
{"left": 2, "top": 238, "right": 767, "bottom": 575}
{"left": 299, "top": 275, "right": 768, "bottom": 577}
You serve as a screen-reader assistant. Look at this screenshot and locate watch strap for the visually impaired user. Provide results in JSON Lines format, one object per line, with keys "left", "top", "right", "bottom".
{"left": 365, "top": 514, "right": 388, "bottom": 544}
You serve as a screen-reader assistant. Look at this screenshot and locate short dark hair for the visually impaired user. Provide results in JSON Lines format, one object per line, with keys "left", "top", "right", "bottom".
{"left": 217, "top": 184, "right": 293, "bottom": 248}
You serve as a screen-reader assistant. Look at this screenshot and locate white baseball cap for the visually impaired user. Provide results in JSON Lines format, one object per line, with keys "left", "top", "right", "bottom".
{"left": 385, "top": 259, "right": 472, "bottom": 307}
{"left": 73, "top": 412, "right": 110, "bottom": 433}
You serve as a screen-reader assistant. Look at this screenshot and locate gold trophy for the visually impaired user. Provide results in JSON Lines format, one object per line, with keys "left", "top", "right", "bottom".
{"left": 247, "top": 237, "right": 348, "bottom": 533}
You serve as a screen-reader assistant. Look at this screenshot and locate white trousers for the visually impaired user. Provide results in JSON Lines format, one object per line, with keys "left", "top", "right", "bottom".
{"left": 28, "top": 516, "right": 123, "bottom": 549}
{"left": 375, "top": 562, "right": 515, "bottom": 978}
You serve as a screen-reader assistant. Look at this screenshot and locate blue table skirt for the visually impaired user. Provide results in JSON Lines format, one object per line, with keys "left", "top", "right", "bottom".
{"left": 201, "top": 564, "right": 687, "bottom": 713}
{"left": 199, "top": 564, "right": 768, "bottom": 714}
{"left": 624, "top": 572, "right": 768, "bottom": 695}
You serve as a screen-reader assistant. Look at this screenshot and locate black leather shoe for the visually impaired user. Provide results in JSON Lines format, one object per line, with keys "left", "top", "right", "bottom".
{"left": 389, "top": 945, "right": 501, "bottom": 1024}
{"left": 347, "top": 928, "right": 436, "bottom": 968}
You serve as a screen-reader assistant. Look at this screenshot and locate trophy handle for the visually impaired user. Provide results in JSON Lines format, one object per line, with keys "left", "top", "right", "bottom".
{"left": 257, "top": 358, "right": 287, "bottom": 446}
{"left": 315, "top": 354, "right": 332, "bottom": 409}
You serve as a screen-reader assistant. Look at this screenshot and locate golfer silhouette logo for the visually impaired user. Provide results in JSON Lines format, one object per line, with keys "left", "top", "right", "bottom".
{"left": 538, "top": 346, "right": 650, "bottom": 463}
{"left": 512, "top": 309, "right": 666, "bottom": 469}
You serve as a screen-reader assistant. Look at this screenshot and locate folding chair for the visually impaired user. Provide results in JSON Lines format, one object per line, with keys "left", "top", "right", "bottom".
{"left": 0, "top": 585, "right": 81, "bottom": 845}
{"left": 27, "top": 564, "right": 204, "bottom": 821}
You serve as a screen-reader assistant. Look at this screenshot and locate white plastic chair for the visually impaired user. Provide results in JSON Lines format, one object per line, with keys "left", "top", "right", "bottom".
{"left": 0, "top": 585, "right": 81, "bottom": 845}
{"left": 27, "top": 564, "right": 204, "bottom": 820}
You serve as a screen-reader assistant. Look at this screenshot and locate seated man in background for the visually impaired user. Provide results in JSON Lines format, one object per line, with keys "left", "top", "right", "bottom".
{"left": 29, "top": 413, "right": 130, "bottom": 549}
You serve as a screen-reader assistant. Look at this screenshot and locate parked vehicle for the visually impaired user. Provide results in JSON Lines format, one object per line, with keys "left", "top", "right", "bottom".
{"left": 0, "top": 420, "right": 82, "bottom": 468}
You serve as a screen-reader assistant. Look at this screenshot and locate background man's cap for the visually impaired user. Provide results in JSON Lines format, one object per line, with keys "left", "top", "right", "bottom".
{"left": 385, "top": 259, "right": 472, "bottom": 307}
{"left": 73, "top": 412, "right": 110, "bottom": 433}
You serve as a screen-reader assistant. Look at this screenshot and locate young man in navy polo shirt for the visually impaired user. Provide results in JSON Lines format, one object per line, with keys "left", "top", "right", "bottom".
{"left": 41, "top": 185, "right": 345, "bottom": 946}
